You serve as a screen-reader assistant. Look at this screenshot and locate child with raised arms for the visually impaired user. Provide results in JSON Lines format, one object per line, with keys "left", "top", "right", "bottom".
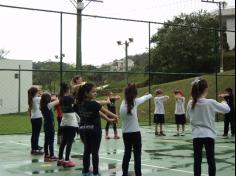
{"left": 173, "top": 89, "right": 186, "bottom": 136}
{"left": 57, "top": 83, "right": 80, "bottom": 168}
{"left": 74, "top": 83, "right": 118, "bottom": 176}
{"left": 119, "top": 83, "right": 152, "bottom": 176}
{"left": 153, "top": 89, "right": 169, "bottom": 136}
{"left": 219, "top": 88, "right": 235, "bottom": 137}
{"left": 28, "top": 87, "right": 43, "bottom": 155}
{"left": 40, "top": 93, "right": 59, "bottom": 162}
{"left": 186, "top": 78, "right": 230, "bottom": 176}
{"left": 105, "top": 91, "right": 121, "bottom": 139}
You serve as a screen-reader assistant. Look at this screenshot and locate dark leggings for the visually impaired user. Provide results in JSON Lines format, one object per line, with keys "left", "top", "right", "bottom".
{"left": 122, "top": 132, "right": 142, "bottom": 176}
{"left": 58, "top": 127, "right": 77, "bottom": 161}
{"left": 31, "top": 118, "right": 42, "bottom": 150}
{"left": 57, "top": 118, "right": 62, "bottom": 136}
{"left": 105, "top": 122, "right": 117, "bottom": 132}
{"left": 82, "top": 131, "right": 102, "bottom": 175}
{"left": 44, "top": 126, "right": 55, "bottom": 156}
{"left": 193, "top": 138, "right": 216, "bottom": 176}
{"left": 224, "top": 114, "right": 235, "bottom": 135}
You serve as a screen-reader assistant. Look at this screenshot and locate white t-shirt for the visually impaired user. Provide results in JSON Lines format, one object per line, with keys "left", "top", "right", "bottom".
{"left": 120, "top": 94, "right": 152, "bottom": 133}
{"left": 31, "top": 96, "right": 43, "bottom": 119}
{"left": 175, "top": 97, "right": 185, "bottom": 115}
{"left": 186, "top": 98, "right": 230, "bottom": 139}
{"left": 154, "top": 96, "right": 169, "bottom": 114}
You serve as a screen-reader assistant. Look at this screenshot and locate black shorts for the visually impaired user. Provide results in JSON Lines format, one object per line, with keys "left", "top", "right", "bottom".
{"left": 154, "top": 114, "right": 165, "bottom": 124}
{"left": 175, "top": 114, "right": 186, "bottom": 125}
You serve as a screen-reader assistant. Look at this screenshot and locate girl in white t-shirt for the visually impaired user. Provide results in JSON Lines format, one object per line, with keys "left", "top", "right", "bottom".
{"left": 186, "top": 78, "right": 230, "bottom": 176}
{"left": 173, "top": 90, "right": 186, "bottom": 136}
{"left": 153, "top": 89, "right": 169, "bottom": 136}
{"left": 28, "top": 87, "right": 43, "bottom": 155}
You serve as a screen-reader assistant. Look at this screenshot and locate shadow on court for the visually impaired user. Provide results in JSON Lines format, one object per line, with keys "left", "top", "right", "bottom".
{"left": 0, "top": 122, "right": 234, "bottom": 176}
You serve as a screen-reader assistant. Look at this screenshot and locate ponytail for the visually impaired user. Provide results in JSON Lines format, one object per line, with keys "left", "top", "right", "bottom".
{"left": 191, "top": 78, "right": 208, "bottom": 109}
{"left": 125, "top": 83, "right": 138, "bottom": 114}
{"left": 28, "top": 87, "right": 38, "bottom": 111}
{"left": 59, "top": 82, "right": 69, "bottom": 98}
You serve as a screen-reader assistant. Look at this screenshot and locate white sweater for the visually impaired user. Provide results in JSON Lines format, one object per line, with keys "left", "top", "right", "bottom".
{"left": 175, "top": 97, "right": 185, "bottom": 115}
{"left": 154, "top": 96, "right": 169, "bottom": 114}
{"left": 120, "top": 94, "right": 153, "bottom": 133}
{"left": 186, "top": 98, "right": 230, "bottom": 139}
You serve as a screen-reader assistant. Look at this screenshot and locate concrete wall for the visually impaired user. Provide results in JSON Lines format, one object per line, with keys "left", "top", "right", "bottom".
{"left": 0, "top": 59, "right": 32, "bottom": 114}
{"left": 226, "top": 17, "right": 235, "bottom": 50}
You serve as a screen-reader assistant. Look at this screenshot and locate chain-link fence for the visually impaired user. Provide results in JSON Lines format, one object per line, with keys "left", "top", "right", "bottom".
{"left": 0, "top": 4, "right": 235, "bottom": 134}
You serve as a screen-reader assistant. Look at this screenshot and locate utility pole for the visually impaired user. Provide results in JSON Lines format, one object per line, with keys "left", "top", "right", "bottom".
{"left": 76, "top": 0, "right": 83, "bottom": 72}
{"left": 201, "top": 0, "right": 226, "bottom": 73}
{"left": 117, "top": 38, "right": 134, "bottom": 86}
{"left": 70, "top": 0, "right": 103, "bottom": 72}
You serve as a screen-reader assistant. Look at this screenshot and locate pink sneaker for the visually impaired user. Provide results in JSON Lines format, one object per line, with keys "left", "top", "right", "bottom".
{"left": 63, "top": 160, "right": 76, "bottom": 167}
{"left": 57, "top": 159, "right": 64, "bottom": 166}
{"left": 49, "top": 156, "right": 58, "bottom": 161}
{"left": 44, "top": 155, "right": 51, "bottom": 162}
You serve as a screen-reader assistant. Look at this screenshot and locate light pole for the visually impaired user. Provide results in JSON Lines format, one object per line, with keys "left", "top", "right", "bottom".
{"left": 117, "top": 38, "right": 134, "bottom": 86}
{"left": 201, "top": 0, "right": 227, "bottom": 72}
{"left": 55, "top": 54, "right": 65, "bottom": 86}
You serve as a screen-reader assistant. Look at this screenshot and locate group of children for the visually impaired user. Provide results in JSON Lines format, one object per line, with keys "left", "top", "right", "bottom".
{"left": 27, "top": 75, "right": 234, "bottom": 176}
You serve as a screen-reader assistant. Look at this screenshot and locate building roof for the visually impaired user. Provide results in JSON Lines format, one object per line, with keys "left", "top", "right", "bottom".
{"left": 211, "top": 7, "right": 235, "bottom": 17}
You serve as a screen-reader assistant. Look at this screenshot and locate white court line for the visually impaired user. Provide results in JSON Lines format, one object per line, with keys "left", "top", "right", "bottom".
{"left": 8, "top": 141, "right": 208, "bottom": 176}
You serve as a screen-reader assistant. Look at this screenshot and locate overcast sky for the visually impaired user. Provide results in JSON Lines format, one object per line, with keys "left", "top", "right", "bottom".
{"left": 0, "top": 0, "right": 235, "bottom": 66}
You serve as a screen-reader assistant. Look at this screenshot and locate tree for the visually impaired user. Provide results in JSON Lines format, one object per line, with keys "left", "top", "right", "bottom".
{"left": 149, "top": 11, "right": 223, "bottom": 83}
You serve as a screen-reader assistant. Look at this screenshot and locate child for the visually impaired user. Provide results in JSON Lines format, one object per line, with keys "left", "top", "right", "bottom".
{"left": 57, "top": 83, "right": 80, "bottom": 168}
{"left": 153, "top": 89, "right": 169, "bottom": 136}
{"left": 70, "top": 75, "right": 86, "bottom": 97}
{"left": 186, "top": 78, "right": 230, "bottom": 176}
{"left": 119, "top": 83, "right": 152, "bottom": 176}
{"left": 105, "top": 91, "right": 121, "bottom": 139}
{"left": 74, "top": 83, "right": 118, "bottom": 176}
{"left": 219, "top": 88, "right": 235, "bottom": 137}
{"left": 40, "top": 93, "right": 59, "bottom": 162}
{"left": 173, "top": 89, "right": 186, "bottom": 136}
{"left": 28, "top": 87, "right": 43, "bottom": 155}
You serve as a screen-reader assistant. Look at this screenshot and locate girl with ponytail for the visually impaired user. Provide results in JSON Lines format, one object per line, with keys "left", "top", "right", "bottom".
{"left": 74, "top": 83, "right": 118, "bottom": 176}
{"left": 187, "top": 78, "right": 230, "bottom": 176}
{"left": 119, "top": 83, "right": 153, "bottom": 176}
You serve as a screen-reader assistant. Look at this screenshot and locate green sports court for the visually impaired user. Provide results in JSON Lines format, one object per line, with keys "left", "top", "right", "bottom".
{"left": 0, "top": 122, "right": 234, "bottom": 176}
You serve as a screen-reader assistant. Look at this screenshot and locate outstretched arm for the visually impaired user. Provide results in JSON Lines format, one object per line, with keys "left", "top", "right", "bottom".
{"left": 100, "top": 107, "right": 119, "bottom": 123}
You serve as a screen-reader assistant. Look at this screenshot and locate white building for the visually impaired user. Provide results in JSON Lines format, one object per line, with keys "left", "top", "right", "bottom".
{"left": 212, "top": 8, "right": 235, "bottom": 50}
{"left": 110, "top": 59, "right": 135, "bottom": 71}
{"left": 0, "top": 59, "right": 32, "bottom": 114}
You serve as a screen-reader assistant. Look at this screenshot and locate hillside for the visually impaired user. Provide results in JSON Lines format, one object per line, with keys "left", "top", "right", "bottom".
{"left": 0, "top": 70, "right": 235, "bottom": 134}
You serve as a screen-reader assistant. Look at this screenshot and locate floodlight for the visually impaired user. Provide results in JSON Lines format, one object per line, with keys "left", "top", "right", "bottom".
{"left": 117, "top": 41, "right": 122, "bottom": 45}
{"left": 128, "top": 38, "right": 134, "bottom": 43}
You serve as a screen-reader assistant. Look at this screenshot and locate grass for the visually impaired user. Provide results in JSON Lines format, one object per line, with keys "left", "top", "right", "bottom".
{"left": 0, "top": 70, "right": 235, "bottom": 134}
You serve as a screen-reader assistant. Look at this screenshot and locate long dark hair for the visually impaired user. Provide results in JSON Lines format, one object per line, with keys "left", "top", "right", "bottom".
{"left": 28, "top": 87, "right": 39, "bottom": 111}
{"left": 125, "top": 83, "right": 138, "bottom": 114}
{"left": 40, "top": 93, "right": 51, "bottom": 113}
{"left": 59, "top": 82, "right": 70, "bottom": 98}
{"left": 191, "top": 78, "right": 208, "bottom": 109}
{"left": 76, "top": 83, "right": 95, "bottom": 104}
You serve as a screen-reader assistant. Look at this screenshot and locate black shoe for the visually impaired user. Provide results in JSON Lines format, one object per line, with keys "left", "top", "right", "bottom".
{"left": 37, "top": 146, "right": 43, "bottom": 150}
{"left": 155, "top": 132, "right": 159, "bottom": 136}
{"left": 222, "top": 134, "right": 228, "bottom": 137}
{"left": 160, "top": 132, "right": 166, "bottom": 136}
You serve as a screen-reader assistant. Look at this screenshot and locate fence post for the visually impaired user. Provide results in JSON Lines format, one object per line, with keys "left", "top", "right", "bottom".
{"left": 214, "top": 29, "right": 219, "bottom": 122}
{"left": 148, "top": 22, "right": 151, "bottom": 126}
{"left": 18, "top": 65, "right": 21, "bottom": 114}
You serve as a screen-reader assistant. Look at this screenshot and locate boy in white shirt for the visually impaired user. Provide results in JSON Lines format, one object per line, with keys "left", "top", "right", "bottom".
{"left": 173, "top": 89, "right": 186, "bottom": 136}
{"left": 154, "top": 89, "right": 169, "bottom": 136}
